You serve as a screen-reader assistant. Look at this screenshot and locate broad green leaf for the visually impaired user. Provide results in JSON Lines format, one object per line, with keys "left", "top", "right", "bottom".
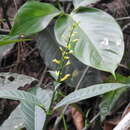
{"left": 10, "top": 1, "right": 61, "bottom": 37}
{"left": 0, "top": 90, "right": 39, "bottom": 105}
{"left": 21, "top": 88, "right": 53, "bottom": 130}
{"left": 35, "top": 88, "right": 53, "bottom": 130}
{"left": 36, "top": 27, "right": 102, "bottom": 88}
{"left": 0, "top": 105, "right": 25, "bottom": 130}
{"left": 20, "top": 102, "right": 35, "bottom": 130}
{"left": 73, "top": 0, "right": 100, "bottom": 9}
{"left": 55, "top": 8, "right": 124, "bottom": 74}
{"left": 55, "top": 83, "right": 128, "bottom": 109}
{"left": 99, "top": 88, "right": 127, "bottom": 121}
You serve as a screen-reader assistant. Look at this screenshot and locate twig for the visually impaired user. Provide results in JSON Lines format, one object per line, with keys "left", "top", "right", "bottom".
{"left": 24, "top": 48, "right": 37, "bottom": 58}
{"left": 53, "top": 66, "right": 89, "bottom": 130}
{"left": 0, "top": 0, "right": 12, "bottom": 29}
{"left": 116, "top": 17, "right": 130, "bottom": 21}
{"left": 75, "top": 66, "right": 89, "bottom": 90}
{"left": 53, "top": 105, "right": 68, "bottom": 130}
{"left": 122, "top": 22, "right": 130, "bottom": 31}
{"left": 38, "top": 66, "right": 48, "bottom": 86}
{"left": 90, "top": 113, "right": 100, "bottom": 123}
{"left": 0, "top": 29, "right": 9, "bottom": 35}
{"left": 118, "top": 64, "right": 129, "bottom": 70}
{"left": 13, "top": 0, "right": 18, "bottom": 11}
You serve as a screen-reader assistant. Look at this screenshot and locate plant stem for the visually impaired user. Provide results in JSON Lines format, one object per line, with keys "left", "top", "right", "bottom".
{"left": 42, "top": 83, "right": 60, "bottom": 130}
{"left": 62, "top": 114, "right": 68, "bottom": 130}
{"left": 75, "top": 66, "right": 89, "bottom": 90}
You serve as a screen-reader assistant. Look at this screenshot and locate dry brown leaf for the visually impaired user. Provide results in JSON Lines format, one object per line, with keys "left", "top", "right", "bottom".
{"left": 70, "top": 105, "right": 84, "bottom": 130}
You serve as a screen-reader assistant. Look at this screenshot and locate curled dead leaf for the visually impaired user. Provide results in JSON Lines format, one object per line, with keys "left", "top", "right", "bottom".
{"left": 70, "top": 105, "right": 84, "bottom": 130}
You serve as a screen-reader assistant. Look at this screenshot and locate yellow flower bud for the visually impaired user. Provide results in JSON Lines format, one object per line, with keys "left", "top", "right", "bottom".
{"left": 64, "top": 56, "right": 70, "bottom": 60}
{"left": 60, "top": 74, "right": 71, "bottom": 82}
{"left": 67, "top": 44, "right": 71, "bottom": 49}
{"left": 73, "top": 39, "right": 79, "bottom": 43}
{"left": 55, "top": 71, "right": 60, "bottom": 76}
{"left": 52, "top": 59, "right": 60, "bottom": 64}
{"left": 59, "top": 47, "right": 63, "bottom": 51}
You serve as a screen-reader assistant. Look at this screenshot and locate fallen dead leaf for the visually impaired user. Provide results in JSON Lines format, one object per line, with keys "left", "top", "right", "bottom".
{"left": 70, "top": 105, "right": 84, "bottom": 130}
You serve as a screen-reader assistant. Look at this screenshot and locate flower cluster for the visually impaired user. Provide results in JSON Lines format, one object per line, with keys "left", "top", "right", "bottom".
{"left": 52, "top": 22, "right": 79, "bottom": 82}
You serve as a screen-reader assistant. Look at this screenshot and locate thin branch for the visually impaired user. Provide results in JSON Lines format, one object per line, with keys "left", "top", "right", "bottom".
{"left": 0, "top": 0, "right": 12, "bottom": 29}
{"left": 38, "top": 66, "right": 48, "bottom": 86}
{"left": 122, "top": 22, "right": 130, "bottom": 31}
{"left": 75, "top": 66, "right": 89, "bottom": 90}
{"left": 116, "top": 17, "right": 130, "bottom": 21}
{"left": 0, "top": 29, "right": 9, "bottom": 35}
{"left": 13, "top": 0, "right": 18, "bottom": 11}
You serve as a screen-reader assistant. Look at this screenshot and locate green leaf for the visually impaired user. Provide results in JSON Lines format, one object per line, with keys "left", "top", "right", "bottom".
{"left": 35, "top": 88, "right": 53, "bottom": 130}
{"left": 20, "top": 88, "right": 53, "bottom": 130}
{"left": 73, "top": 0, "right": 100, "bottom": 9}
{"left": 55, "top": 83, "right": 128, "bottom": 109}
{"left": 0, "top": 90, "right": 39, "bottom": 105}
{"left": 99, "top": 88, "right": 127, "bottom": 121}
{"left": 54, "top": 8, "right": 124, "bottom": 74}
{"left": 10, "top": 1, "right": 61, "bottom": 37}
{"left": 105, "top": 73, "right": 129, "bottom": 83}
{"left": 0, "top": 105, "right": 25, "bottom": 130}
